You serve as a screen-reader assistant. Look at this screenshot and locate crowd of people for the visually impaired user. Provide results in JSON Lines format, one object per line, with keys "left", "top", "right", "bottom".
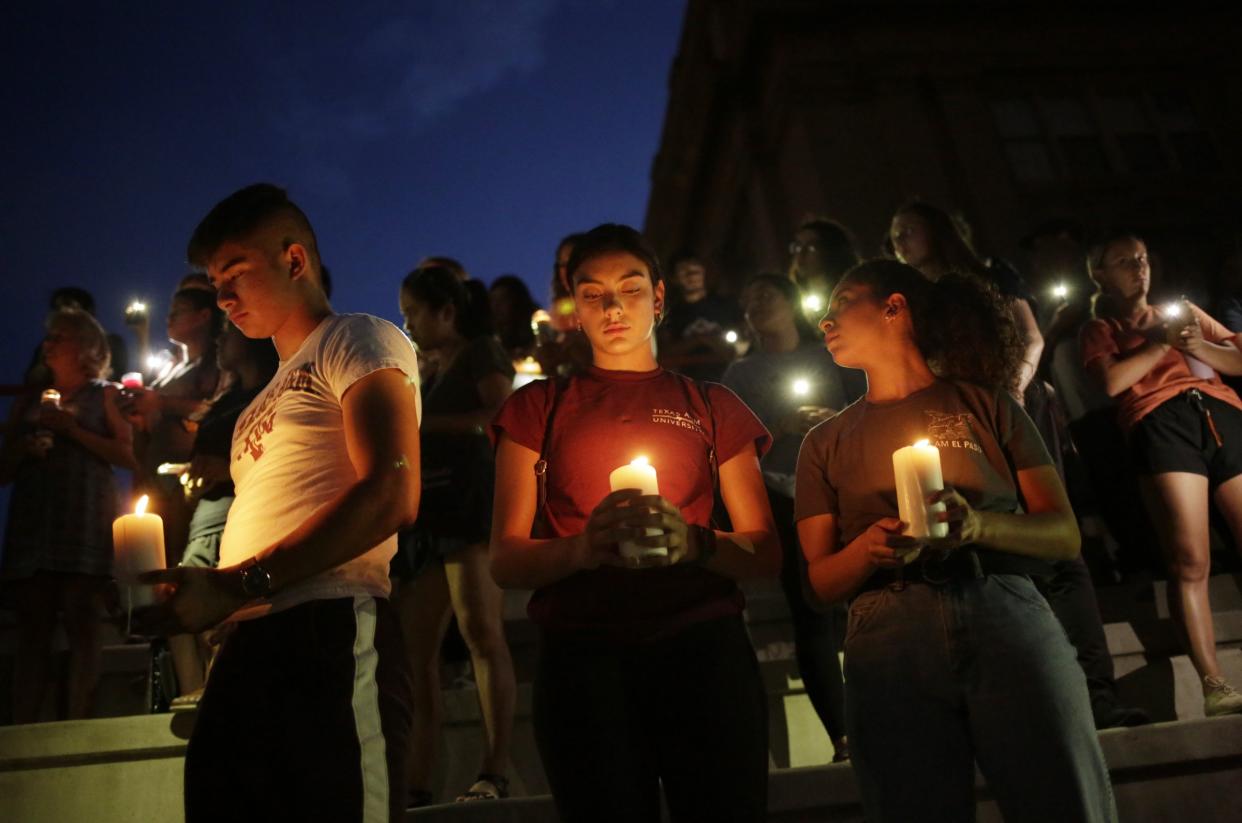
{"left": 2, "top": 181, "right": 1242, "bottom": 823}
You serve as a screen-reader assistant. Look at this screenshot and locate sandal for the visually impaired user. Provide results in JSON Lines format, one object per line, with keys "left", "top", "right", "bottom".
{"left": 456, "top": 772, "right": 510, "bottom": 802}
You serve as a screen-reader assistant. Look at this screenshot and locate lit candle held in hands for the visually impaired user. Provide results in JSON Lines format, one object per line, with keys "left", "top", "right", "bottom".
{"left": 892, "top": 439, "right": 949, "bottom": 541}
{"left": 112, "top": 495, "right": 167, "bottom": 608}
{"left": 608, "top": 456, "right": 666, "bottom": 566}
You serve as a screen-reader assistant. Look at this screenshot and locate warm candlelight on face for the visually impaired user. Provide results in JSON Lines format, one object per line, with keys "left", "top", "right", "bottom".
{"left": 608, "top": 456, "right": 665, "bottom": 564}
{"left": 892, "top": 439, "right": 949, "bottom": 541}
{"left": 112, "top": 495, "right": 167, "bottom": 608}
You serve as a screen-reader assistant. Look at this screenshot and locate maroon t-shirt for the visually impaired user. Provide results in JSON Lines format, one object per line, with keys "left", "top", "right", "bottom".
{"left": 491, "top": 366, "right": 770, "bottom": 644}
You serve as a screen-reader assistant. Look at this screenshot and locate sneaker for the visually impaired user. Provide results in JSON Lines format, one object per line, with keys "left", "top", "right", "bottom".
{"left": 1203, "top": 676, "right": 1242, "bottom": 717}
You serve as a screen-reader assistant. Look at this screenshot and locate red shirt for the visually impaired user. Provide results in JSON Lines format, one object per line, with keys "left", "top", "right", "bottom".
{"left": 1080, "top": 304, "right": 1242, "bottom": 431}
{"left": 491, "top": 366, "right": 770, "bottom": 644}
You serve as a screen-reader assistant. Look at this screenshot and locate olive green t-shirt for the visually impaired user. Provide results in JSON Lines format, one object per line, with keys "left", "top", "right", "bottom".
{"left": 794, "top": 379, "right": 1052, "bottom": 547}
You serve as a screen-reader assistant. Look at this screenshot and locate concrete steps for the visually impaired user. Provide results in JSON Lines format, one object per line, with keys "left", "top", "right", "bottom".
{"left": 3, "top": 711, "right": 1238, "bottom": 823}
{"left": 3, "top": 572, "right": 1242, "bottom": 820}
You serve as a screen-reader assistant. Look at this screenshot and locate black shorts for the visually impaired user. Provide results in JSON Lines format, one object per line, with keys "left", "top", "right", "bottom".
{"left": 185, "top": 596, "right": 412, "bottom": 823}
{"left": 1131, "top": 390, "right": 1242, "bottom": 485}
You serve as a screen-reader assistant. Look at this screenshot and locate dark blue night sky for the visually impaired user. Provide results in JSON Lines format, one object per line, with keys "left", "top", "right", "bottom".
{"left": 1, "top": 0, "right": 686, "bottom": 373}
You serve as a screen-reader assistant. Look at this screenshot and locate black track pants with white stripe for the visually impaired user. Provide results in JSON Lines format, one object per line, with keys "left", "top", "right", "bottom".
{"left": 185, "top": 596, "right": 413, "bottom": 823}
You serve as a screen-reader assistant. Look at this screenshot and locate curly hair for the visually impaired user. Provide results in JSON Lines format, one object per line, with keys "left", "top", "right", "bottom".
{"left": 46, "top": 308, "right": 111, "bottom": 380}
{"left": 842, "top": 259, "right": 1024, "bottom": 394}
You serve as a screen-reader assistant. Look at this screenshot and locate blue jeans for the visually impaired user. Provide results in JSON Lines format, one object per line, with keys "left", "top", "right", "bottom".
{"left": 844, "top": 575, "right": 1116, "bottom": 823}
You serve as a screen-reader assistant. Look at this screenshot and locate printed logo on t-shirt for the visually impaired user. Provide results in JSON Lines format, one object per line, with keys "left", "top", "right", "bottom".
{"left": 234, "top": 363, "right": 321, "bottom": 462}
{"left": 924, "top": 411, "right": 983, "bottom": 454}
{"left": 652, "top": 407, "right": 706, "bottom": 435}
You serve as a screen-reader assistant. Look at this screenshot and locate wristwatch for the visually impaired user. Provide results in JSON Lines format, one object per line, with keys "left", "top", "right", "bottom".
{"left": 238, "top": 558, "right": 273, "bottom": 598}
{"left": 691, "top": 525, "right": 718, "bottom": 567}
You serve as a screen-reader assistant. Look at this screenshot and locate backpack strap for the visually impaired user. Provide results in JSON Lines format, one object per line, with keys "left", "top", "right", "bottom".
{"left": 532, "top": 377, "right": 569, "bottom": 537}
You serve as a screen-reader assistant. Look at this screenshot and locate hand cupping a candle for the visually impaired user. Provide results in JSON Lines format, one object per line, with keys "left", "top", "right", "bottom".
{"left": 926, "top": 487, "right": 983, "bottom": 551}
{"left": 578, "top": 489, "right": 695, "bottom": 569}
{"left": 855, "top": 518, "right": 923, "bottom": 568}
{"left": 132, "top": 566, "right": 250, "bottom": 636}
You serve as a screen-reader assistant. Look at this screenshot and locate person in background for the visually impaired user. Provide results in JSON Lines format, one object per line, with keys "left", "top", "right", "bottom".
{"left": 1018, "top": 221, "right": 1153, "bottom": 727}
{"left": 656, "top": 253, "right": 744, "bottom": 381}
{"left": 797, "top": 259, "right": 1115, "bottom": 822}
{"left": 888, "top": 199, "right": 1044, "bottom": 402}
{"left": 721, "top": 272, "right": 854, "bottom": 760}
{"left": 25, "top": 287, "right": 129, "bottom": 384}
{"left": 1081, "top": 232, "right": 1242, "bottom": 718}
{"left": 167, "top": 323, "right": 279, "bottom": 705}
{"left": 121, "top": 287, "right": 223, "bottom": 568}
{"left": 418, "top": 256, "right": 469, "bottom": 282}
{"left": 1, "top": 308, "right": 136, "bottom": 722}
{"left": 490, "top": 223, "right": 779, "bottom": 823}
{"left": 489, "top": 274, "right": 541, "bottom": 362}
{"left": 396, "top": 265, "right": 517, "bottom": 806}
{"left": 534, "top": 232, "right": 592, "bottom": 379}
{"left": 788, "top": 217, "right": 862, "bottom": 314}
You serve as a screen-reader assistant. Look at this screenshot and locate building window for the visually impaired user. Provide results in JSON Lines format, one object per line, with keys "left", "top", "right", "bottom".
{"left": 991, "top": 88, "right": 1218, "bottom": 183}
{"left": 989, "top": 98, "right": 1055, "bottom": 183}
{"left": 1152, "top": 91, "right": 1219, "bottom": 173}
{"left": 1098, "top": 94, "right": 1170, "bottom": 174}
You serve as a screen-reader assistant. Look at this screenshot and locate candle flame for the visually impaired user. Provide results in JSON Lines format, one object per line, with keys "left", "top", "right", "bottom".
{"left": 914, "top": 438, "right": 930, "bottom": 448}
{"left": 631, "top": 456, "right": 649, "bottom": 468}
{"left": 135, "top": 495, "right": 149, "bottom": 516}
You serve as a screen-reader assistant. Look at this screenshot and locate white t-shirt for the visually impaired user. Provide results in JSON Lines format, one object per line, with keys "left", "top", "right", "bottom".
{"left": 220, "top": 313, "right": 421, "bottom": 619}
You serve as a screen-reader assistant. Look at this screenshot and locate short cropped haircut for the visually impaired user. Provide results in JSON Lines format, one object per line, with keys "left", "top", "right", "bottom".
{"left": 565, "top": 224, "right": 663, "bottom": 289}
{"left": 187, "top": 183, "right": 320, "bottom": 271}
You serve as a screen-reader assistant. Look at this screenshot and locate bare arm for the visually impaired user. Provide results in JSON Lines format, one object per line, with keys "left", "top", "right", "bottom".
{"left": 697, "top": 445, "right": 780, "bottom": 579}
{"left": 1089, "top": 339, "right": 1171, "bottom": 397}
{"left": 932, "top": 464, "right": 1080, "bottom": 561}
{"left": 1176, "top": 317, "right": 1242, "bottom": 376}
{"left": 1012, "top": 298, "right": 1044, "bottom": 397}
{"left": 488, "top": 434, "right": 615, "bottom": 589}
{"left": 140, "top": 367, "right": 422, "bottom": 632}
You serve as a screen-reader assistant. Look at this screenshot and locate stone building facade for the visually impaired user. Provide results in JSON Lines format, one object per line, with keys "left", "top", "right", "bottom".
{"left": 644, "top": 0, "right": 1242, "bottom": 300}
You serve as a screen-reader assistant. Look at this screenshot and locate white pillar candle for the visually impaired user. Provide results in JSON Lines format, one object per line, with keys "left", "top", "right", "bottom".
{"left": 892, "top": 439, "right": 949, "bottom": 541}
{"left": 608, "top": 456, "right": 666, "bottom": 565}
{"left": 112, "top": 495, "right": 167, "bottom": 608}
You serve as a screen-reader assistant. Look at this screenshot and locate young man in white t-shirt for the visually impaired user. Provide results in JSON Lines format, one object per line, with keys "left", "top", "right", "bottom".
{"left": 141, "top": 183, "right": 422, "bottom": 823}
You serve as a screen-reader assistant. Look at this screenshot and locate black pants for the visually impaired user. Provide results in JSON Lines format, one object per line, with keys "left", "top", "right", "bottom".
{"left": 533, "top": 615, "right": 769, "bottom": 823}
{"left": 769, "top": 488, "right": 847, "bottom": 742}
{"left": 1036, "top": 555, "right": 1116, "bottom": 696}
{"left": 185, "top": 597, "right": 412, "bottom": 823}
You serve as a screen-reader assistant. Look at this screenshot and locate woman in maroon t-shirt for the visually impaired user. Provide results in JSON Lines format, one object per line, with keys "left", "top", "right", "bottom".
{"left": 1081, "top": 233, "right": 1242, "bottom": 717}
{"left": 490, "top": 224, "right": 779, "bottom": 823}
